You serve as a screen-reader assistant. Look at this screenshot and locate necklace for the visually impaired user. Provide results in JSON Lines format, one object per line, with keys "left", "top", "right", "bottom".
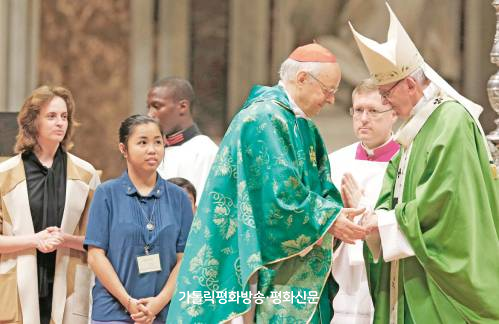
{"left": 135, "top": 196, "right": 157, "bottom": 231}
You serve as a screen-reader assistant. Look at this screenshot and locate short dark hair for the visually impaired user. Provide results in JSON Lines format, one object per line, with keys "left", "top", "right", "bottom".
{"left": 119, "top": 114, "right": 162, "bottom": 147}
{"left": 152, "top": 77, "right": 195, "bottom": 107}
{"left": 168, "top": 177, "right": 197, "bottom": 203}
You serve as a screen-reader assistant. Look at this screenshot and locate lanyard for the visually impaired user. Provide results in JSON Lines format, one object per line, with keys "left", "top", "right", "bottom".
{"left": 135, "top": 196, "right": 157, "bottom": 231}
{"left": 134, "top": 195, "right": 159, "bottom": 254}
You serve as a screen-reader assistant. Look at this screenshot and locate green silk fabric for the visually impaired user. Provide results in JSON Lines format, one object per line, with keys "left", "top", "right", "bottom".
{"left": 167, "top": 85, "right": 343, "bottom": 323}
{"left": 367, "top": 101, "right": 499, "bottom": 324}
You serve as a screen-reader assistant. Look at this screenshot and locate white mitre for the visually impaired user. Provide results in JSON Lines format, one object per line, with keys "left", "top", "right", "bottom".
{"left": 348, "top": 3, "right": 483, "bottom": 118}
{"left": 349, "top": 4, "right": 422, "bottom": 86}
{"left": 348, "top": 2, "right": 493, "bottom": 162}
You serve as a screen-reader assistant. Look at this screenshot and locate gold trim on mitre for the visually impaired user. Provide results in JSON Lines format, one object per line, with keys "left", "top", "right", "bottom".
{"left": 349, "top": 3, "right": 423, "bottom": 85}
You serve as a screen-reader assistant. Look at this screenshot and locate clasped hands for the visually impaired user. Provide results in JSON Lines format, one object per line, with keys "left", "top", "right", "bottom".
{"left": 127, "top": 296, "right": 163, "bottom": 324}
{"left": 327, "top": 173, "right": 379, "bottom": 244}
{"left": 34, "top": 226, "right": 67, "bottom": 253}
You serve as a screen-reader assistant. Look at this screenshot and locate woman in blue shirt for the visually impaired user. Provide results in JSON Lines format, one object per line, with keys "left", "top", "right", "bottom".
{"left": 85, "top": 115, "right": 193, "bottom": 323}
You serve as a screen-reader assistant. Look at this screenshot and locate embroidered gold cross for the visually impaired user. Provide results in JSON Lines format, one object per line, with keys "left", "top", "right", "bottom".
{"left": 309, "top": 146, "right": 317, "bottom": 166}
{"left": 433, "top": 97, "right": 443, "bottom": 105}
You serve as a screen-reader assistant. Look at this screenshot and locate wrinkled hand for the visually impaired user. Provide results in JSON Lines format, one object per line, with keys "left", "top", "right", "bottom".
{"left": 360, "top": 211, "right": 381, "bottom": 250}
{"left": 341, "top": 173, "right": 364, "bottom": 208}
{"left": 34, "top": 227, "right": 63, "bottom": 253}
{"left": 328, "top": 208, "right": 368, "bottom": 244}
{"left": 360, "top": 211, "right": 378, "bottom": 234}
{"left": 132, "top": 297, "right": 160, "bottom": 324}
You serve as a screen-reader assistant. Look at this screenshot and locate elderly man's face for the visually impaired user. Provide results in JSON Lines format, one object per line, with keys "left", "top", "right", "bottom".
{"left": 147, "top": 86, "right": 182, "bottom": 135}
{"left": 297, "top": 62, "right": 341, "bottom": 117}
{"left": 352, "top": 91, "right": 397, "bottom": 149}
{"left": 378, "top": 78, "right": 414, "bottom": 119}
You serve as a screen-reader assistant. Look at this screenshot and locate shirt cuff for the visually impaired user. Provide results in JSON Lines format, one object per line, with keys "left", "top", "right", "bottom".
{"left": 176, "top": 244, "right": 186, "bottom": 253}
{"left": 365, "top": 232, "right": 381, "bottom": 263}
{"left": 377, "top": 209, "right": 415, "bottom": 262}
{"left": 83, "top": 239, "right": 107, "bottom": 252}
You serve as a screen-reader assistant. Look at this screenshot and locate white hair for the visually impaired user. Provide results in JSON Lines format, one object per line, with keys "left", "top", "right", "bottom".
{"left": 279, "top": 58, "right": 327, "bottom": 82}
{"left": 409, "top": 67, "right": 428, "bottom": 86}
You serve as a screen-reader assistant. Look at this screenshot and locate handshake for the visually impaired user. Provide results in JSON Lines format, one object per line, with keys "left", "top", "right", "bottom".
{"left": 327, "top": 208, "right": 378, "bottom": 244}
{"left": 33, "top": 226, "right": 67, "bottom": 253}
{"left": 327, "top": 172, "right": 380, "bottom": 244}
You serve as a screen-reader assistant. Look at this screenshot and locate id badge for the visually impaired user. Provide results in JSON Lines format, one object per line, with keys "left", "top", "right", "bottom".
{"left": 137, "top": 253, "right": 162, "bottom": 274}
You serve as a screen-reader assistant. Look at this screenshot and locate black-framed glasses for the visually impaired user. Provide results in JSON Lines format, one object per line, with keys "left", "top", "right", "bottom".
{"left": 349, "top": 106, "right": 393, "bottom": 118}
{"left": 307, "top": 72, "right": 338, "bottom": 97}
{"left": 379, "top": 78, "right": 404, "bottom": 99}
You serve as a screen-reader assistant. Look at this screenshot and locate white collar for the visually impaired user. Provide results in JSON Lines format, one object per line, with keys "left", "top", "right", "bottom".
{"left": 395, "top": 82, "right": 443, "bottom": 148}
{"left": 360, "top": 134, "right": 394, "bottom": 156}
{"left": 278, "top": 80, "right": 308, "bottom": 118}
{"left": 410, "top": 82, "right": 439, "bottom": 117}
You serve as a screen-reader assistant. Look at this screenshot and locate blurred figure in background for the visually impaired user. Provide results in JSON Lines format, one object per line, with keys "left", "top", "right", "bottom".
{"left": 168, "top": 177, "right": 197, "bottom": 213}
{"left": 147, "top": 77, "right": 218, "bottom": 204}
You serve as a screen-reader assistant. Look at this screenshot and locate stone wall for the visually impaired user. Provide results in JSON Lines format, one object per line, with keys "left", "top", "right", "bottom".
{"left": 38, "top": 0, "right": 130, "bottom": 179}
{"left": 190, "top": 0, "right": 229, "bottom": 139}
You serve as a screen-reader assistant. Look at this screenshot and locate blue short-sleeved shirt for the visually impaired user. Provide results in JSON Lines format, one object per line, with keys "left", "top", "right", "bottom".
{"left": 84, "top": 171, "right": 193, "bottom": 321}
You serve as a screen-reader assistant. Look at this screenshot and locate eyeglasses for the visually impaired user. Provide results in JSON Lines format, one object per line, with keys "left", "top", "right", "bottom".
{"left": 379, "top": 78, "right": 404, "bottom": 99}
{"left": 307, "top": 72, "right": 338, "bottom": 97}
{"left": 349, "top": 106, "right": 393, "bottom": 118}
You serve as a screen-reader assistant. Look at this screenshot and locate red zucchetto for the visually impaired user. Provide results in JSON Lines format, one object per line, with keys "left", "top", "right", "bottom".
{"left": 288, "top": 43, "right": 336, "bottom": 63}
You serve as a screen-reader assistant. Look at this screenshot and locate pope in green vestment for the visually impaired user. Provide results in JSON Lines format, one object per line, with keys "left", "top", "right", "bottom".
{"left": 366, "top": 98, "right": 499, "bottom": 324}
{"left": 349, "top": 4, "right": 499, "bottom": 323}
{"left": 167, "top": 83, "right": 343, "bottom": 323}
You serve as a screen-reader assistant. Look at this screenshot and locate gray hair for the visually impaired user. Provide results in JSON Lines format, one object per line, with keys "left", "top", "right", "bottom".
{"left": 279, "top": 58, "right": 327, "bottom": 82}
{"left": 409, "top": 68, "right": 428, "bottom": 86}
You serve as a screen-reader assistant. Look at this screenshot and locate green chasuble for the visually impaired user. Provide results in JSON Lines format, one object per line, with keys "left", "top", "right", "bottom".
{"left": 167, "top": 84, "right": 343, "bottom": 323}
{"left": 367, "top": 100, "right": 499, "bottom": 323}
